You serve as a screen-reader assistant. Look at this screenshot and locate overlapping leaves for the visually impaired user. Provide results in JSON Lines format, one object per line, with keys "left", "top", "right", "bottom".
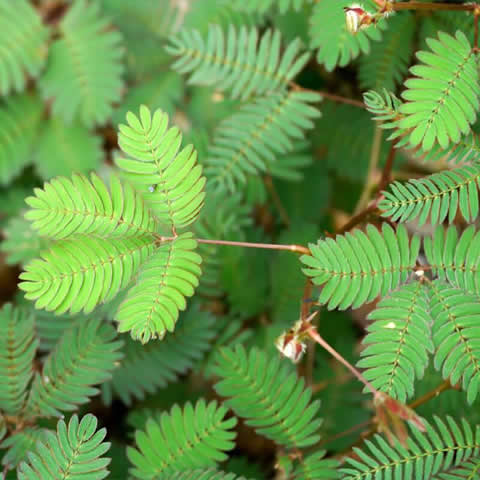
{"left": 358, "top": 282, "right": 433, "bottom": 403}
{"left": 0, "top": 304, "right": 37, "bottom": 416}
{"left": 206, "top": 90, "right": 321, "bottom": 192}
{"left": 398, "top": 31, "right": 480, "bottom": 151}
{"left": 380, "top": 164, "right": 480, "bottom": 226}
{"left": 26, "top": 318, "right": 123, "bottom": 418}
{"left": 341, "top": 417, "right": 480, "bottom": 479}
{"left": 128, "top": 399, "right": 237, "bottom": 479}
{"left": 115, "top": 233, "right": 202, "bottom": 343}
{"left": 116, "top": 105, "right": 206, "bottom": 231}
{"left": 24, "top": 173, "right": 157, "bottom": 239}
{"left": 214, "top": 346, "right": 322, "bottom": 449}
{"left": 301, "top": 224, "right": 420, "bottom": 310}
{"left": 0, "top": 0, "right": 49, "bottom": 96}
{"left": 39, "top": 0, "right": 124, "bottom": 126}
{"left": 18, "top": 414, "right": 110, "bottom": 480}
{"left": 167, "top": 25, "right": 310, "bottom": 99}
{"left": 21, "top": 106, "right": 205, "bottom": 341}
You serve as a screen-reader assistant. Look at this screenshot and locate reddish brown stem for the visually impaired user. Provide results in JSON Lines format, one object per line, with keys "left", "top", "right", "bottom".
{"left": 307, "top": 327, "right": 378, "bottom": 396}
{"left": 195, "top": 238, "right": 310, "bottom": 254}
{"left": 335, "top": 202, "right": 380, "bottom": 236}
{"left": 264, "top": 175, "right": 291, "bottom": 227}
{"left": 290, "top": 81, "right": 365, "bottom": 109}
{"left": 378, "top": 141, "right": 397, "bottom": 193}
{"left": 317, "top": 91, "right": 365, "bottom": 109}
{"left": 392, "top": 1, "right": 476, "bottom": 10}
{"left": 475, "top": 10, "right": 480, "bottom": 52}
{"left": 408, "top": 380, "right": 452, "bottom": 409}
{"left": 156, "top": 235, "right": 311, "bottom": 255}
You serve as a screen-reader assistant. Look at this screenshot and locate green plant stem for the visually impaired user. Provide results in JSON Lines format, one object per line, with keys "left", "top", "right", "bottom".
{"left": 354, "top": 126, "right": 383, "bottom": 215}
{"left": 264, "top": 174, "right": 291, "bottom": 227}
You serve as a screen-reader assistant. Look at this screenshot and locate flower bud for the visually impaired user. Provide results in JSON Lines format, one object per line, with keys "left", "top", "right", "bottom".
{"left": 275, "top": 320, "right": 307, "bottom": 363}
{"left": 344, "top": 4, "right": 374, "bottom": 33}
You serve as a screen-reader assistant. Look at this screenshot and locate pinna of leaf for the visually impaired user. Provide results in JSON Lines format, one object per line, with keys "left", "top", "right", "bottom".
{"left": 276, "top": 311, "right": 425, "bottom": 446}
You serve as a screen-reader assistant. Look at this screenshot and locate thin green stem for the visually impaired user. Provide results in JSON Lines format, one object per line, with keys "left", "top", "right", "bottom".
{"left": 354, "top": 126, "right": 382, "bottom": 215}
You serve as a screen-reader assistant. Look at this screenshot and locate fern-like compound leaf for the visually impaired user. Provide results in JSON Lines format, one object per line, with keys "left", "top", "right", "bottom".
{"left": 0, "top": 93, "right": 44, "bottom": 185}
{"left": 115, "top": 233, "right": 201, "bottom": 343}
{"left": 206, "top": 90, "right": 321, "bottom": 192}
{"left": 435, "top": 460, "right": 480, "bottom": 479}
{"left": 33, "top": 116, "right": 103, "bottom": 179}
{"left": 25, "top": 318, "right": 123, "bottom": 418}
{"left": 1, "top": 427, "right": 48, "bottom": 469}
{"left": 380, "top": 164, "right": 480, "bottom": 226}
{"left": 18, "top": 414, "right": 110, "bottom": 480}
{"left": 158, "top": 470, "right": 249, "bottom": 480}
{"left": 428, "top": 281, "right": 480, "bottom": 404}
{"left": 39, "top": 0, "right": 124, "bottom": 126}
{"left": 1, "top": 216, "right": 49, "bottom": 266}
{"left": 229, "top": 0, "right": 312, "bottom": 14}
{"left": 411, "top": 131, "right": 480, "bottom": 164}
{"left": 423, "top": 225, "right": 480, "bottom": 295}
{"left": 24, "top": 172, "right": 157, "bottom": 239}
{"left": 19, "top": 234, "right": 155, "bottom": 314}
{"left": 363, "top": 88, "right": 403, "bottom": 131}
{"left": 290, "top": 451, "right": 339, "bottom": 480}
{"left": 358, "top": 12, "right": 415, "bottom": 92}
{"left": 357, "top": 282, "right": 433, "bottom": 403}
{"left": 301, "top": 224, "right": 420, "bottom": 310}
{"left": 167, "top": 25, "right": 310, "bottom": 100}
{"left": 398, "top": 31, "right": 480, "bottom": 151}
{"left": 109, "top": 304, "right": 215, "bottom": 404}
{"left": 214, "top": 346, "right": 322, "bottom": 449}
{"left": 309, "top": 0, "right": 383, "bottom": 72}
{"left": 112, "top": 72, "right": 184, "bottom": 126}
{"left": 341, "top": 416, "right": 480, "bottom": 479}
{"left": 127, "top": 399, "right": 237, "bottom": 479}
{"left": 117, "top": 106, "right": 206, "bottom": 231}
{"left": 0, "top": 304, "right": 38, "bottom": 415}
{"left": 0, "top": 0, "right": 49, "bottom": 96}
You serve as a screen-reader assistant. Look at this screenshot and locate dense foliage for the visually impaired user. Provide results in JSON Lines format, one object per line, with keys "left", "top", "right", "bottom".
{"left": 1, "top": 0, "right": 480, "bottom": 478}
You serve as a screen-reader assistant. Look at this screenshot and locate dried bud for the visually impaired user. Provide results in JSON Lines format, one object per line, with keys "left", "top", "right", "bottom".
{"left": 344, "top": 4, "right": 374, "bottom": 33}
{"left": 374, "top": 391, "right": 426, "bottom": 446}
{"left": 275, "top": 318, "right": 309, "bottom": 363}
{"left": 275, "top": 330, "right": 306, "bottom": 363}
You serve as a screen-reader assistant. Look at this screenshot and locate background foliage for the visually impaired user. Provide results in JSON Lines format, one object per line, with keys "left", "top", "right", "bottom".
{"left": 2, "top": 0, "right": 480, "bottom": 478}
